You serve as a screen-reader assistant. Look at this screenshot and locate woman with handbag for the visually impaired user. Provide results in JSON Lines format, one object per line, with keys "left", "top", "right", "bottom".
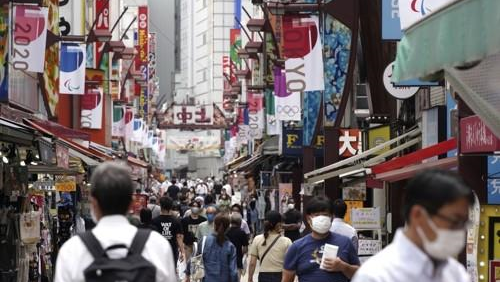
{"left": 247, "top": 211, "right": 292, "bottom": 282}
{"left": 186, "top": 213, "right": 238, "bottom": 282}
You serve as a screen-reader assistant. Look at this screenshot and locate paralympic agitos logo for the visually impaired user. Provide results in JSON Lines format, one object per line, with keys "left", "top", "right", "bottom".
{"left": 411, "top": 0, "right": 429, "bottom": 15}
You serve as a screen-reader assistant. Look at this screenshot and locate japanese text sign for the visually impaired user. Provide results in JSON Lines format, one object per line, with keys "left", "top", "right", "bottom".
{"left": 358, "top": 239, "right": 382, "bottom": 256}
{"left": 488, "top": 156, "right": 500, "bottom": 205}
{"left": 55, "top": 175, "right": 76, "bottom": 192}
{"left": 351, "top": 207, "right": 381, "bottom": 229}
{"left": 339, "top": 129, "right": 362, "bottom": 157}
{"left": 460, "top": 115, "right": 500, "bottom": 153}
{"left": 173, "top": 105, "right": 213, "bottom": 126}
{"left": 94, "top": 0, "right": 109, "bottom": 67}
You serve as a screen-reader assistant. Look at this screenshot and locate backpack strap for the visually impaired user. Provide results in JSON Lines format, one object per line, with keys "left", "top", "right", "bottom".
{"left": 129, "top": 229, "right": 152, "bottom": 255}
{"left": 79, "top": 231, "right": 106, "bottom": 259}
{"left": 259, "top": 235, "right": 281, "bottom": 265}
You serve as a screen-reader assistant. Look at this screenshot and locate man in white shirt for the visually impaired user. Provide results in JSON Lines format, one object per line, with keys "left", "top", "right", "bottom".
{"left": 330, "top": 199, "right": 358, "bottom": 251}
{"left": 352, "top": 170, "right": 474, "bottom": 282}
{"left": 55, "top": 162, "right": 177, "bottom": 282}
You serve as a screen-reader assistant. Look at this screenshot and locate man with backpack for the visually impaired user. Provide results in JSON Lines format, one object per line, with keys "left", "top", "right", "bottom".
{"left": 54, "top": 162, "right": 177, "bottom": 282}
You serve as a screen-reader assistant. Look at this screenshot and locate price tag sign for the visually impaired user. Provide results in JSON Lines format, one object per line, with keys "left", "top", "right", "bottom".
{"left": 55, "top": 176, "right": 76, "bottom": 192}
{"left": 351, "top": 207, "right": 381, "bottom": 229}
{"left": 12, "top": 5, "right": 48, "bottom": 73}
{"left": 358, "top": 239, "right": 382, "bottom": 256}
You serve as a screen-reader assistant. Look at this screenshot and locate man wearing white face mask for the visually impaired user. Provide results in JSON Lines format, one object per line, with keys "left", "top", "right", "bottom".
{"left": 352, "top": 170, "right": 474, "bottom": 282}
{"left": 282, "top": 197, "right": 360, "bottom": 282}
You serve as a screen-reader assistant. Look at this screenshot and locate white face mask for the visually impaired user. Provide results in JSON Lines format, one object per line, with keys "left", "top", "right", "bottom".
{"left": 287, "top": 204, "right": 295, "bottom": 210}
{"left": 311, "top": 215, "right": 332, "bottom": 234}
{"left": 417, "top": 214, "right": 466, "bottom": 260}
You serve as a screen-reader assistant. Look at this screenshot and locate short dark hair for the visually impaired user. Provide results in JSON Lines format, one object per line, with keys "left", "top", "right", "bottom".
{"left": 231, "top": 204, "right": 242, "bottom": 213}
{"left": 403, "top": 170, "right": 474, "bottom": 223}
{"left": 205, "top": 194, "right": 214, "bottom": 205}
{"left": 171, "top": 179, "right": 177, "bottom": 184}
{"left": 305, "top": 197, "right": 334, "bottom": 215}
{"left": 160, "top": 196, "right": 174, "bottom": 211}
{"left": 90, "top": 162, "right": 133, "bottom": 216}
{"left": 140, "top": 208, "right": 152, "bottom": 224}
{"left": 333, "top": 199, "right": 347, "bottom": 218}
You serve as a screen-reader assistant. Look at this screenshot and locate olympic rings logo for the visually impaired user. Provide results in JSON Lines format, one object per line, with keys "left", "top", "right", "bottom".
{"left": 277, "top": 105, "right": 300, "bottom": 117}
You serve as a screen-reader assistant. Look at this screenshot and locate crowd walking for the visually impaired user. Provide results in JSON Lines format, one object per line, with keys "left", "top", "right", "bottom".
{"left": 54, "top": 162, "right": 475, "bottom": 282}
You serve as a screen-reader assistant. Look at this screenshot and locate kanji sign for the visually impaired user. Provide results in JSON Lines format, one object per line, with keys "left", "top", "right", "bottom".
{"left": 173, "top": 105, "right": 213, "bottom": 125}
{"left": 488, "top": 156, "right": 500, "bottom": 205}
{"left": 55, "top": 175, "right": 76, "bottom": 192}
{"left": 460, "top": 115, "right": 500, "bottom": 153}
{"left": 351, "top": 207, "right": 381, "bottom": 229}
{"left": 339, "top": 129, "right": 362, "bottom": 157}
{"left": 358, "top": 239, "right": 382, "bottom": 256}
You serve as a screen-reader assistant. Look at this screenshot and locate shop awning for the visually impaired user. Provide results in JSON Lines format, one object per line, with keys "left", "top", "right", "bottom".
{"left": 374, "top": 157, "right": 458, "bottom": 183}
{"left": 0, "top": 118, "right": 35, "bottom": 145}
{"left": 68, "top": 148, "right": 100, "bottom": 167}
{"left": 24, "top": 119, "right": 90, "bottom": 140}
{"left": 371, "top": 138, "right": 457, "bottom": 175}
{"left": 262, "top": 136, "right": 280, "bottom": 156}
{"left": 27, "top": 165, "right": 79, "bottom": 175}
{"left": 128, "top": 156, "right": 149, "bottom": 169}
{"left": 393, "top": 0, "right": 500, "bottom": 83}
{"left": 226, "top": 155, "right": 248, "bottom": 170}
{"left": 304, "top": 127, "right": 421, "bottom": 183}
{"left": 229, "top": 154, "right": 271, "bottom": 173}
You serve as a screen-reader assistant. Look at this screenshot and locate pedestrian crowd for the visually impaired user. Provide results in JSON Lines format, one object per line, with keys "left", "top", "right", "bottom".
{"left": 54, "top": 162, "right": 474, "bottom": 282}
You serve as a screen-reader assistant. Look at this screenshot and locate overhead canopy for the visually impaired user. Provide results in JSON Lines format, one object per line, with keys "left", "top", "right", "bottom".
{"left": 27, "top": 165, "right": 79, "bottom": 175}
{"left": 371, "top": 138, "right": 457, "bottom": 175}
{"left": 304, "top": 127, "right": 421, "bottom": 184}
{"left": 0, "top": 118, "right": 35, "bottom": 145}
{"left": 68, "top": 148, "right": 100, "bottom": 167}
{"left": 374, "top": 157, "right": 458, "bottom": 183}
{"left": 128, "top": 156, "right": 149, "bottom": 169}
{"left": 24, "top": 119, "right": 90, "bottom": 140}
{"left": 393, "top": 0, "right": 500, "bottom": 82}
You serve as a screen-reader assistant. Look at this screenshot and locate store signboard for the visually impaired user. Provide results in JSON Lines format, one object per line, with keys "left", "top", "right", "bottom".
{"left": 368, "top": 125, "right": 391, "bottom": 156}
{"left": 489, "top": 260, "right": 500, "bottom": 282}
{"left": 343, "top": 182, "right": 367, "bottom": 201}
{"left": 94, "top": 0, "right": 109, "bottom": 68}
{"left": 358, "top": 239, "right": 382, "bottom": 256}
{"left": 137, "top": 6, "right": 149, "bottom": 117}
{"left": 383, "top": 62, "right": 419, "bottom": 99}
{"left": 382, "top": 0, "right": 403, "bottom": 40}
{"left": 12, "top": 5, "right": 48, "bottom": 73}
{"left": 339, "top": 129, "right": 362, "bottom": 157}
{"left": 55, "top": 175, "right": 76, "bottom": 192}
{"left": 351, "top": 207, "right": 381, "bottom": 229}
{"left": 282, "top": 128, "right": 324, "bottom": 156}
{"left": 345, "top": 201, "right": 363, "bottom": 224}
{"left": 148, "top": 32, "right": 159, "bottom": 97}
{"left": 173, "top": 105, "right": 213, "bottom": 126}
{"left": 165, "top": 135, "right": 220, "bottom": 152}
{"left": 59, "top": 0, "right": 84, "bottom": 36}
{"left": 460, "top": 115, "right": 500, "bottom": 153}
{"left": 487, "top": 156, "right": 500, "bottom": 205}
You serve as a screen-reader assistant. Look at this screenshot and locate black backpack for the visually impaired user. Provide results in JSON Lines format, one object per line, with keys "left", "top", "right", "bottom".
{"left": 79, "top": 229, "right": 156, "bottom": 282}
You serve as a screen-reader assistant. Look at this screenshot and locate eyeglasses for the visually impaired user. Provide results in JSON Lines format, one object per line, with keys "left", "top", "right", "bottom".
{"left": 433, "top": 213, "right": 472, "bottom": 230}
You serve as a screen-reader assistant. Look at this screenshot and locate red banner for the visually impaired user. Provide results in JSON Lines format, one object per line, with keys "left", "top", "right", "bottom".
{"left": 94, "top": 0, "right": 109, "bottom": 67}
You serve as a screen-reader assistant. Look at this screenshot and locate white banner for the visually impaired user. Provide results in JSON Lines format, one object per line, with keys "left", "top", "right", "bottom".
{"left": 173, "top": 105, "right": 214, "bottom": 125}
{"left": 132, "top": 118, "right": 143, "bottom": 142}
{"left": 112, "top": 104, "right": 125, "bottom": 137}
{"left": 80, "top": 87, "right": 103, "bottom": 129}
{"left": 124, "top": 107, "right": 134, "bottom": 143}
{"left": 12, "top": 6, "right": 48, "bottom": 73}
{"left": 59, "top": 0, "right": 84, "bottom": 36}
{"left": 274, "top": 67, "right": 301, "bottom": 121}
{"left": 166, "top": 135, "right": 221, "bottom": 151}
{"left": 60, "top": 43, "right": 86, "bottom": 94}
{"left": 399, "top": 0, "right": 458, "bottom": 30}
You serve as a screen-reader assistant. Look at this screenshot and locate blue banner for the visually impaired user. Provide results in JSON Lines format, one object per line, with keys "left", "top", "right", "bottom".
{"left": 446, "top": 91, "right": 458, "bottom": 158}
{"left": 283, "top": 128, "right": 324, "bottom": 156}
{"left": 234, "top": 0, "right": 241, "bottom": 28}
{"left": 382, "top": 0, "right": 403, "bottom": 40}
{"left": 303, "top": 91, "right": 322, "bottom": 146}
{"left": 488, "top": 156, "right": 500, "bottom": 204}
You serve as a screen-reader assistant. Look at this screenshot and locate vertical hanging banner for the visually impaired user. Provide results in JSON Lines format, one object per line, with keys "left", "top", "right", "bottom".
{"left": 81, "top": 69, "right": 104, "bottom": 129}
{"left": 94, "top": 0, "right": 109, "bottom": 67}
{"left": 148, "top": 32, "right": 158, "bottom": 97}
{"left": 137, "top": 6, "right": 149, "bottom": 118}
{"left": 59, "top": 0, "right": 84, "bottom": 36}
{"left": 0, "top": 7, "right": 9, "bottom": 100}
{"left": 132, "top": 118, "right": 142, "bottom": 142}
{"left": 303, "top": 91, "right": 322, "bottom": 146}
{"left": 41, "top": 0, "right": 59, "bottom": 117}
{"left": 280, "top": 15, "right": 324, "bottom": 121}
{"left": 60, "top": 43, "right": 86, "bottom": 94}
{"left": 265, "top": 89, "right": 280, "bottom": 136}
{"left": 12, "top": 5, "right": 48, "bottom": 73}
{"left": 124, "top": 107, "right": 135, "bottom": 144}
{"left": 382, "top": 0, "right": 403, "bottom": 40}
{"left": 323, "top": 15, "right": 352, "bottom": 127}
{"left": 274, "top": 66, "right": 297, "bottom": 121}
{"left": 229, "top": 29, "right": 241, "bottom": 82}
{"left": 247, "top": 92, "right": 265, "bottom": 140}
{"left": 112, "top": 103, "right": 125, "bottom": 137}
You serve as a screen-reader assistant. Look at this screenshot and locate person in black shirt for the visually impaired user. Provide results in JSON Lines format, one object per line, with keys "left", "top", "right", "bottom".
{"left": 167, "top": 179, "right": 181, "bottom": 201}
{"left": 138, "top": 208, "right": 155, "bottom": 230}
{"left": 282, "top": 199, "right": 302, "bottom": 242}
{"left": 181, "top": 201, "right": 206, "bottom": 262}
{"left": 226, "top": 212, "right": 249, "bottom": 280}
{"left": 151, "top": 196, "right": 185, "bottom": 265}
{"left": 213, "top": 179, "right": 223, "bottom": 201}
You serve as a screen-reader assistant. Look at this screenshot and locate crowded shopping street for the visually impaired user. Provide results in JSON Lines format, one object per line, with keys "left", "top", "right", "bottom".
{"left": 0, "top": 0, "right": 499, "bottom": 281}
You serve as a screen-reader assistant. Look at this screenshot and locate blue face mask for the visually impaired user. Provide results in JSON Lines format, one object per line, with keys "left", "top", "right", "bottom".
{"left": 207, "top": 214, "right": 215, "bottom": 223}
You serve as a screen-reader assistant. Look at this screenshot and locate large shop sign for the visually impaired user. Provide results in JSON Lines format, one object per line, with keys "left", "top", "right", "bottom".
{"left": 460, "top": 115, "right": 500, "bottom": 153}
{"left": 282, "top": 128, "right": 362, "bottom": 157}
